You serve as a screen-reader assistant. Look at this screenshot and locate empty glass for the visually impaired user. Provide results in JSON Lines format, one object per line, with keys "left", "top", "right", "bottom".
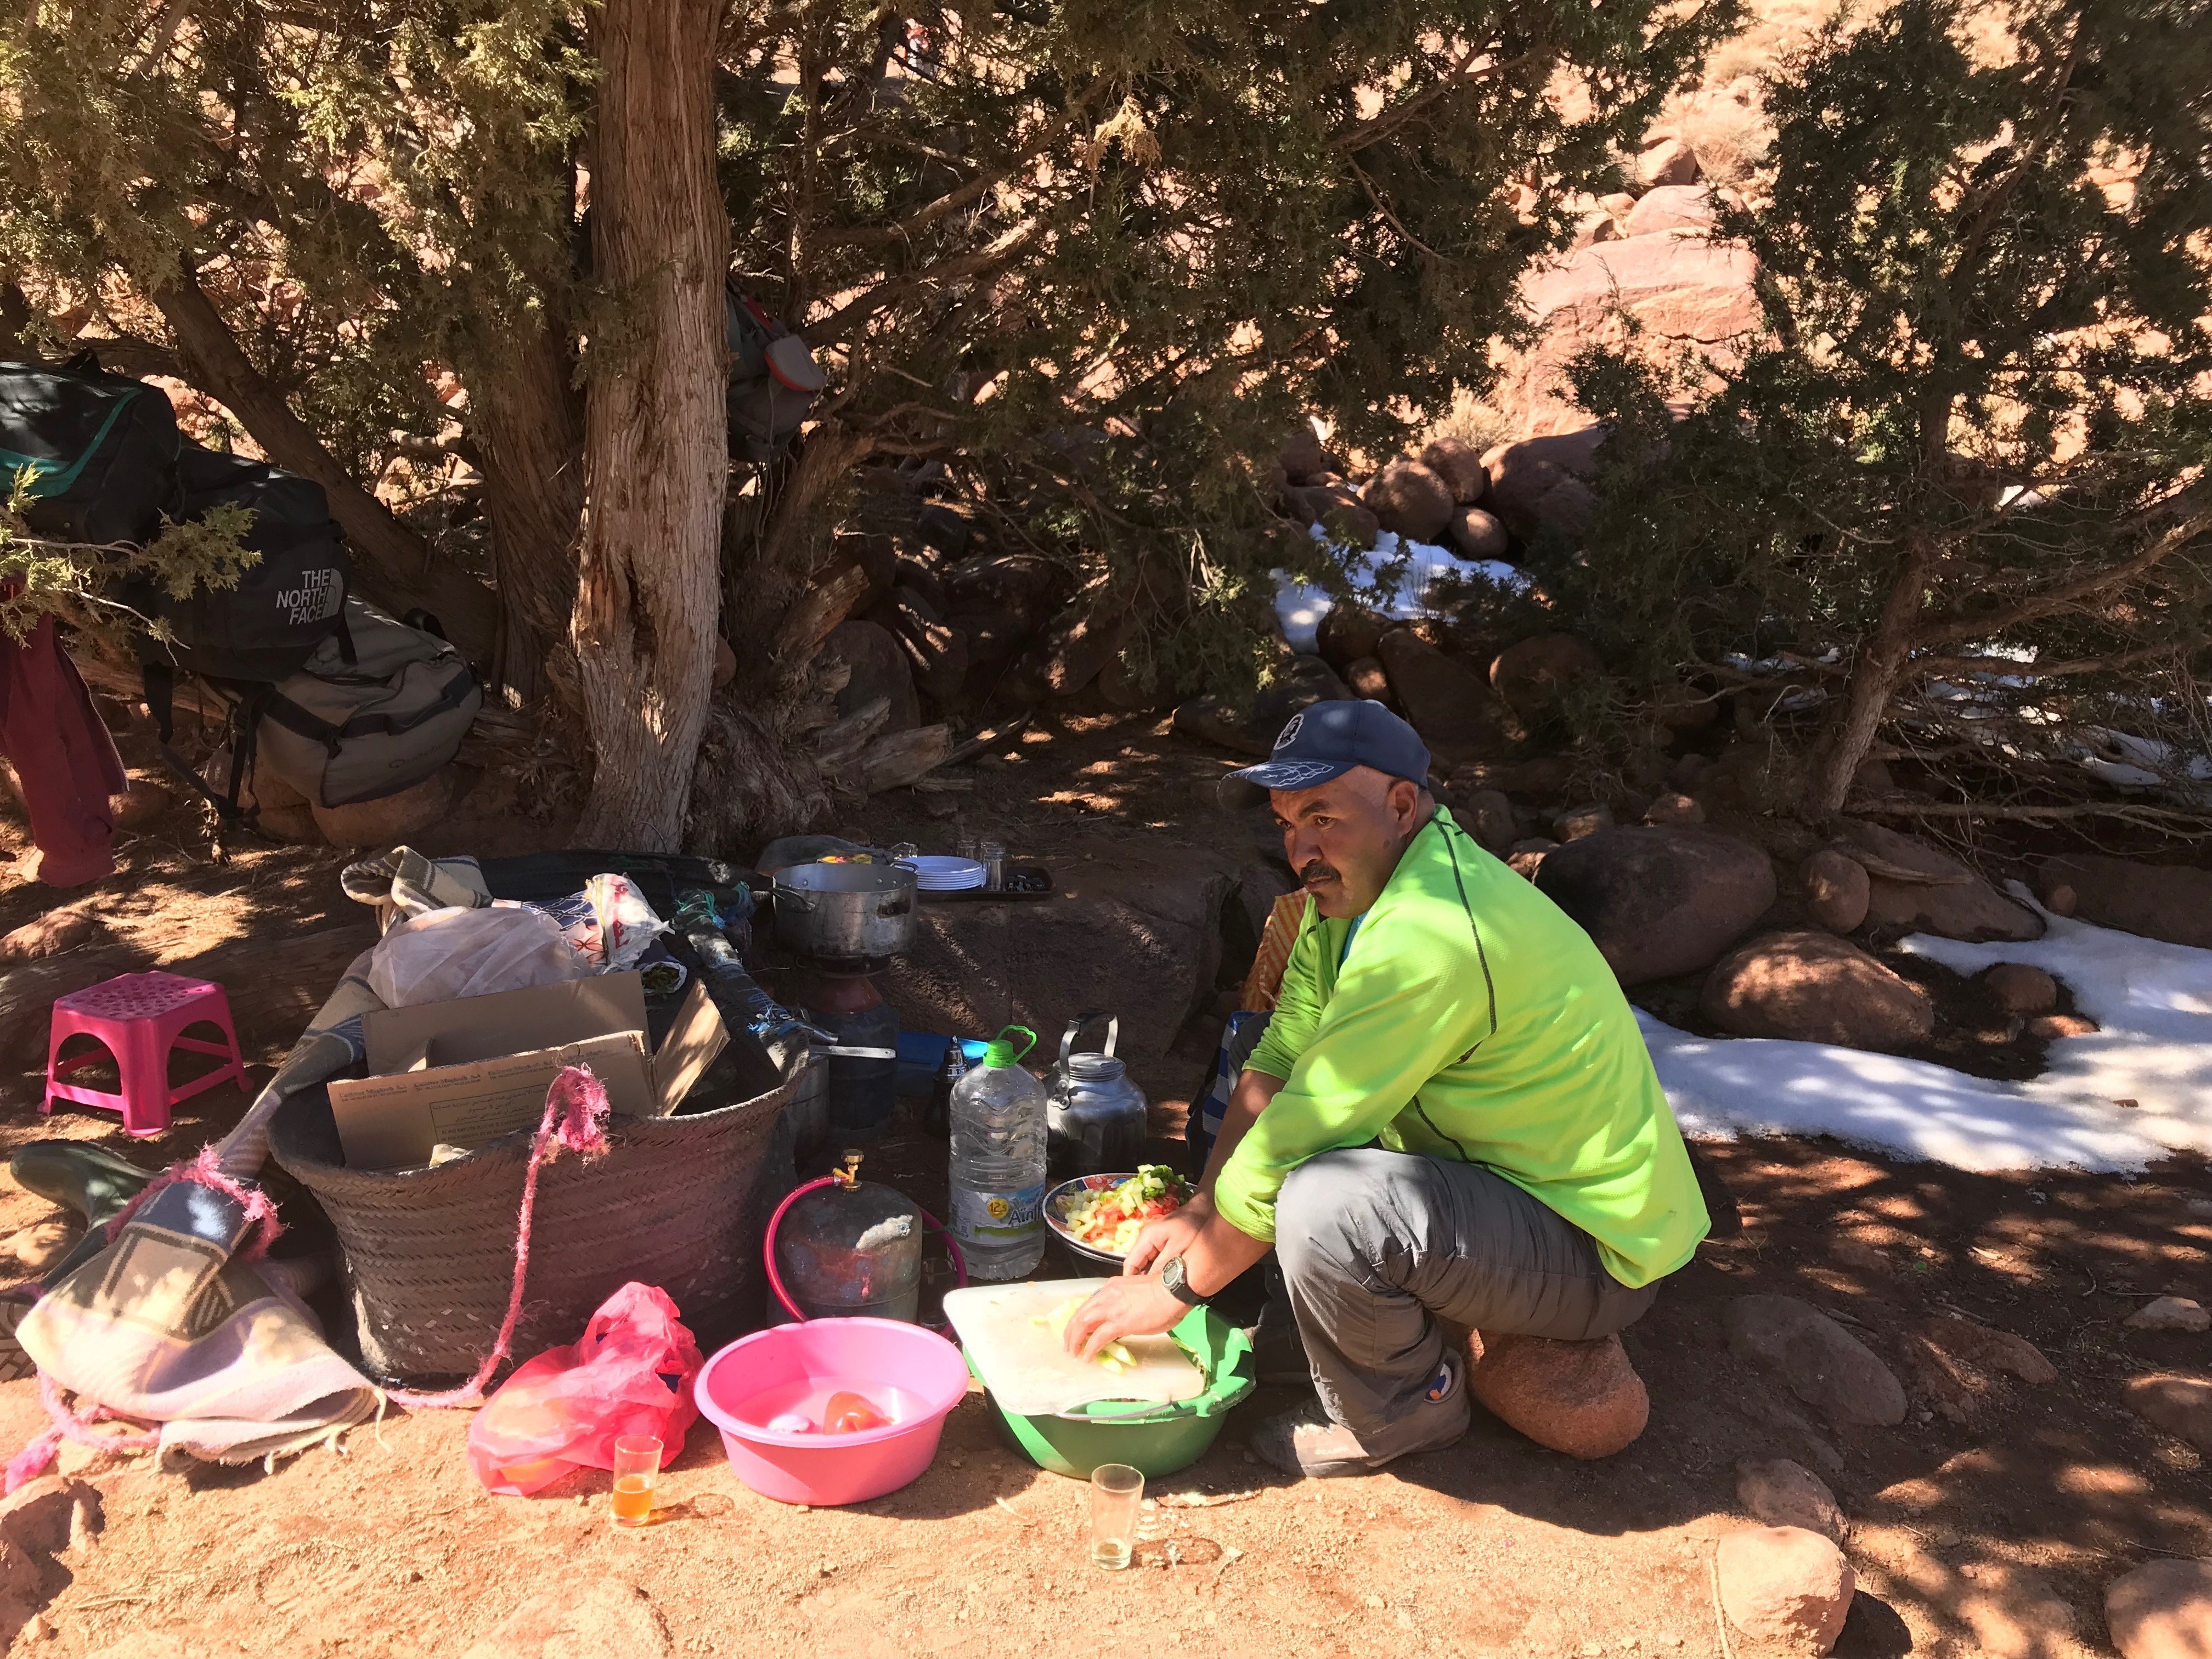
{"left": 609, "top": 1434, "right": 662, "bottom": 1527}
{"left": 1089, "top": 1463, "right": 1144, "bottom": 1569}
{"left": 978, "top": 839, "right": 1007, "bottom": 891}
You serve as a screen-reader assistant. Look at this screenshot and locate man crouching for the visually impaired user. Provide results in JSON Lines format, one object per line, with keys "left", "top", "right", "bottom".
{"left": 1064, "top": 700, "right": 1708, "bottom": 1477}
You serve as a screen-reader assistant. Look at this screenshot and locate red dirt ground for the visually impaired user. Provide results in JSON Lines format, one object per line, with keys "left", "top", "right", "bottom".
{"left": 2, "top": 710, "right": 2208, "bottom": 1658}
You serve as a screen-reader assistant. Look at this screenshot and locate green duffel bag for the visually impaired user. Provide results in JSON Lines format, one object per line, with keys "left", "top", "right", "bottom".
{"left": 257, "top": 596, "right": 482, "bottom": 806}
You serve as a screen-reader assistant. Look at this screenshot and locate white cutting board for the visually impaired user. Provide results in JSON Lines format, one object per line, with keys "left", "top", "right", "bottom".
{"left": 944, "top": 1278, "right": 1207, "bottom": 1418}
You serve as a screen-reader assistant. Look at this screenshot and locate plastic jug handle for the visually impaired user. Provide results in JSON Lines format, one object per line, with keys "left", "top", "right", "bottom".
{"left": 996, "top": 1024, "right": 1039, "bottom": 1064}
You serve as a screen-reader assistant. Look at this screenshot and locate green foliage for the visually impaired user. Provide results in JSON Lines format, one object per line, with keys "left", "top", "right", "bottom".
{"left": 1564, "top": 0, "right": 2212, "bottom": 809}
{"left": 723, "top": 0, "right": 1735, "bottom": 681}
{"left": 0, "top": 468, "right": 256, "bottom": 645}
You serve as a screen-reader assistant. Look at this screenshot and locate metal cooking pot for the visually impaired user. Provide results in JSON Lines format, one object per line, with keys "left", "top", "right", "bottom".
{"left": 772, "top": 861, "right": 918, "bottom": 962}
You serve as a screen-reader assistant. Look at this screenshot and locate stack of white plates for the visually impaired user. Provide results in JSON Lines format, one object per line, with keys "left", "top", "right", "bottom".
{"left": 899, "top": 856, "right": 988, "bottom": 892}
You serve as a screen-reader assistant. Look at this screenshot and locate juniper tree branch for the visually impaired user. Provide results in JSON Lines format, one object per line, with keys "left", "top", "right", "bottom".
{"left": 798, "top": 217, "right": 1041, "bottom": 346}
{"left": 1910, "top": 644, "right": 2185, "bottom": 680}
{"left": 1913, "top": 505, "right": 2212, "bottom": 650}
{"left": 151, "top": 267, "right": 497, "bottom": 658}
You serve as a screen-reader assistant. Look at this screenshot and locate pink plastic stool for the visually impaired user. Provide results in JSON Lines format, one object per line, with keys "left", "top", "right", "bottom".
{"left": 44, "top": 972, "right": 247, "bottom": 1137}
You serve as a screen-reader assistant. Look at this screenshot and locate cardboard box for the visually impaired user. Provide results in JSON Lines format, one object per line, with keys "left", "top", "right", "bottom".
{"left": 328, "top": 972, "right": 730, "bottom": 1170}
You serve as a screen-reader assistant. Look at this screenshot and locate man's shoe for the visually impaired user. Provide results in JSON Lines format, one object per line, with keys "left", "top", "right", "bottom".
{"left": 1250, "top": 1357, "right": 1465, "bottom": 1478}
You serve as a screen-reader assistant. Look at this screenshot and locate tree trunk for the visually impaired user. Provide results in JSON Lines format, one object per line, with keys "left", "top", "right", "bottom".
{"left": 571, "top": 0, "right": 729, "bottom": 851}
{"left": 151, "top": 272, "right": 501, "bottom": 663}
{"left": 1812, "top": 544, "right": 1933, "bottom": 813}
{"left": 466, "top": 324, "right": 586, "bottom": 708}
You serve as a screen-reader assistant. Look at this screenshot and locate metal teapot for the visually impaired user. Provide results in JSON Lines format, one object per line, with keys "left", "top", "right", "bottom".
{"left": 1045, "top": 1012, "right": 1149, "bottom": 1178}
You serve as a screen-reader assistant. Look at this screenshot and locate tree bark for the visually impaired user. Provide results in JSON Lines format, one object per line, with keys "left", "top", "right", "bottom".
{"left": 465, "top": 324, "right": 586, "bottom": 707}
{"left": 1812, "top": 543, "right": 1933, "bottom": 813}
{"left": 571, "top": 0, "right": 729, "bottom": 851}
{"left": 151, "top": 271, "right": 501, "bottom": 662}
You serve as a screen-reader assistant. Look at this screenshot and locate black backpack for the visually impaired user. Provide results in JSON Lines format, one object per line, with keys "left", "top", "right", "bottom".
{"left": 0, "top": 353, "right": 181, "bottom": 546}
{"left": 134, "top": 445, "right": 357, "bottom": 824}
{"left": 145, "top": 444, "right": 353, "bottom": 680}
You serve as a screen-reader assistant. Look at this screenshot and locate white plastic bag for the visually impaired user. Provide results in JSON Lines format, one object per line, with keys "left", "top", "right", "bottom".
{"left": 366, "top": 905, "right": 587, "bottom": 1009}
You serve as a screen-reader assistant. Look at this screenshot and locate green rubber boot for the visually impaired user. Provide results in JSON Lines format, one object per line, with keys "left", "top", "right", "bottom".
{"left": 10, "top": 1139, "right": 158, "bottom": 1230}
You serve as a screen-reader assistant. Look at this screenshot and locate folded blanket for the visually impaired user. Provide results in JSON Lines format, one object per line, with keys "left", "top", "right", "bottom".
{"left": 9, "top": 1158, "right": 379, "bottom": 1487}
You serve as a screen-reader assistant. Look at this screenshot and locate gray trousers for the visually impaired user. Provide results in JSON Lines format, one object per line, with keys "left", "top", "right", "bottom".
{"left": 1276, "top": 1148, "right": 1661, "bottom": 1455}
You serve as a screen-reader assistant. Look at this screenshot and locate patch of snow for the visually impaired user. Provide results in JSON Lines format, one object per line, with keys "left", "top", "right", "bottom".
{"left": 1272, "top": 531, "right": 1526, "bottom": 654}
{"left": 1647, "top": 895, "right": 2212, "bottom": 1172}
{"left": 2068, "top": 727, "right": 2212, "bottom": 804}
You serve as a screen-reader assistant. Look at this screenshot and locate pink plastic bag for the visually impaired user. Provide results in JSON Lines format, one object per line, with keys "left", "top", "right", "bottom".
{"left": 466, "top": 1282, "right": 703, "bottom": 1496}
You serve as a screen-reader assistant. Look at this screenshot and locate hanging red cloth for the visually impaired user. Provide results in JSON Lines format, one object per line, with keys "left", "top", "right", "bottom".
{"left": 0, "top": 614, "right": 126, "bottom": 887}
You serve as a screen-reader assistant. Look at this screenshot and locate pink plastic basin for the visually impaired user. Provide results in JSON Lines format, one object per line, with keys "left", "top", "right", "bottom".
{"left": 695, "top": 1318, "right": 970, "bottom": 1505}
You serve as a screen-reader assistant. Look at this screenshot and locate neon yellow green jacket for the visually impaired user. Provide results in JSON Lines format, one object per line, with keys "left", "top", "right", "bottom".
{"left": 1218, "top": 808, "right": 1709, "bottom": 1288}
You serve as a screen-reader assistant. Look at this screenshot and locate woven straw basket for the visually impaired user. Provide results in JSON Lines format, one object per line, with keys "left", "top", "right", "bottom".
{"left": 268, "top": 1074, "right": 796, "bottom": 1385}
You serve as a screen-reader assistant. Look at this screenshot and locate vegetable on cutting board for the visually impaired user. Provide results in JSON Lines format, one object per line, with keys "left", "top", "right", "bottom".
{"left": 1034, "top": 1295, "right": 1135, "bottom": 1370}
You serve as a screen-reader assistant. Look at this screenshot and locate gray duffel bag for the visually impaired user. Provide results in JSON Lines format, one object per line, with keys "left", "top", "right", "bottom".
{"left": 257, "top": 596, "right": 482, "bottom": 806}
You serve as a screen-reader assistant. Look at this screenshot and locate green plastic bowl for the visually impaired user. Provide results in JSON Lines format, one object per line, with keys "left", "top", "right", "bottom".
{"left": 968, "top": 1305, "right": 1256, "bottom": 1480}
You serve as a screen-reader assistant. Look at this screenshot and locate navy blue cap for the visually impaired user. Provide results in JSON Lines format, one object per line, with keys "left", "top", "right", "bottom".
{"left": 1217, "top": 700, "right": 1434, "bottom": 809}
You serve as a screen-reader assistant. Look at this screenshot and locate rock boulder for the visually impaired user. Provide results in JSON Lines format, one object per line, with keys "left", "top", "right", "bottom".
{"left": 1418, "top": 436, "right": 1489, "bottom": 505}
{"left": 1344, "top": 657, "right": 1391, "bottom": 703}
{"left": 1637, "top": 137, "right": 1702, "bottom": 188}
{"left": 311, "top": 769, "right": 455, "bottom": 851}
{"left": 1376, "top": 631, "right": 1516, "bottom": 761}
{"left": 1458, "top": 788, "right": 1517, "bottom": 854}
{"left": 2106, "top": 1559, "right": 2212, "bottom": 1659}
{"left": 1446, "top": 505, "right": 1510, "bottom": 561}
{"left": 1483, "top": 427, "right": 1606, "bottom": 546}
{"left": 1716, "top": 1526, "right": 1854, "bottom": 1653}
{"left": 1490, "top": 634, "right": 1603, "bottom": 719}
{"left": 1465, "top": 1330, "right": 1649, "bottom": 1459}
{"left": 827, "top": 620, "right": 920, "bottom": 734}
{"left": 1535, "top": 827, "right": 1778, "bottom": 985}
{"left": 1316, "top": 604, "right": 1392, "bottom": 670}
{"left": 1984, "top": 962, "right": 2058, "bottom": 1015}
{"left": 1279, "top": 427, "right": 1340, "bottom": 485}
{"left": 2125, "top": 1297, "right": 2211, "bottom": 1334}
{"left": 1796, "top": 858, "right": 1867, "bottom": 938}
{"left": 2038, "top": 855, "right": 2212, "bottom": 950}
{"left": 1841, "top": 821, "right": 2044, "bottom": 942}
{"left": 1701, "top": 930, "right": 1934, "bottom": 1051}
{"left": 1642, "top": 791, "right": 1706, "bottom": 827}
{"left": 1173, "top": 657, "right": 1351, "bottom": 757}
{"left": 0, "top": 910, "right": 99, "bottom": 963}
{"left": 1624, "top": 183, "right": 1717, "bottom": 236}
{"left": 1362, "top": 460, "right": 1457, "bottom": 543}
{"left": 2124, "top": 1373, "right": 2212, "bottom": 1453}
{"left": 1724, "top": 1293, "right": 1908, "bottom": 1426}
{"left": 1736, "top": 1458, "right": 1846, "bottom": 1543}
{"left": 942, "top": 553, "right": 1063, "bottom": 633}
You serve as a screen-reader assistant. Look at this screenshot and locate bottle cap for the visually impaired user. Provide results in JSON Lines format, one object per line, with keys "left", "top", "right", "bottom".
{"left": 980, "top": 1024, "right": 1037, "bottom": 1068}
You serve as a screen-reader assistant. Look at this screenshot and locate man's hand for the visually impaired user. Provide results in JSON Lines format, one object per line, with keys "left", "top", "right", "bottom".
{"left": 1122, "top": 1193, "right": 1213, "bottom": 1276}
{"left": 1063, "top": 1273, "right": 1186, "bottom": 1361}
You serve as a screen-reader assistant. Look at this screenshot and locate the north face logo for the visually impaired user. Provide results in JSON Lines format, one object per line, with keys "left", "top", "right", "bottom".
{"left": 1275, "top": 713, "right": 1303, "bottom": 750}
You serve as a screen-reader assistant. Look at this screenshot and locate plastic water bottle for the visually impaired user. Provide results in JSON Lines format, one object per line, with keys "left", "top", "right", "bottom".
{"left": 947, "top": 1025, "right": 1048, "bottom": 1280}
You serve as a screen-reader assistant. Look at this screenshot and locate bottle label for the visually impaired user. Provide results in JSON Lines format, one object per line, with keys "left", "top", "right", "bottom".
{"left": 949, "top": 1181, "right": 1045, "bottom": 1246}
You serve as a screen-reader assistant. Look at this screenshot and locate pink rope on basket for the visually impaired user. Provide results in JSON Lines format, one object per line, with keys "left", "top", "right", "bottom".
{"left": 383, "top": 1064, "right": 612, "bottom": 1410}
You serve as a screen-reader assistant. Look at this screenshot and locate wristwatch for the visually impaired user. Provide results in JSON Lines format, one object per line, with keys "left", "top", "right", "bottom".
{"left": 1160, "top": 1254, "right": 1209, "bottom": 1307}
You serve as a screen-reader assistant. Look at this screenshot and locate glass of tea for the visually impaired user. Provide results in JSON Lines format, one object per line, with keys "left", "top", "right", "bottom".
{"left": 610, "top": 1434, "right": 663, "bottom": 1527}
{"left": 1088, "top": 1463, "right": 1144, "bottom": 1570}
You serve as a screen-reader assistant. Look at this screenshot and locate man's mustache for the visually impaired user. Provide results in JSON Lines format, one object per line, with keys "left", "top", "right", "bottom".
{"left": 1300, "top": 860, "right": 1340, "bottom": 885}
